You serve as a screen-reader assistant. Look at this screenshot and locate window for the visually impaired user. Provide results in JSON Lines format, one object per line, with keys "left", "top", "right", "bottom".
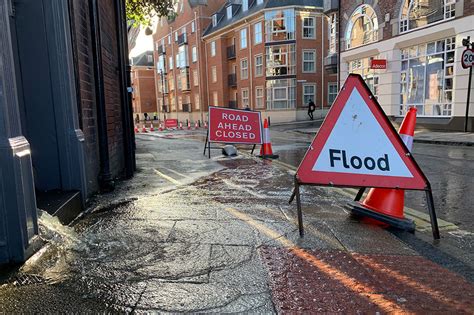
{"left": 257, "top": 0, "right": 263, "bottom": 4}
{"left": 195, "top": 94, "right": 200, "bottom": 110}
{"left": 266, "top": 44, "right": 296, "bottom": 76}
{"left": 242, "top": 88, "right": 249, "bottom": 108}
{"left": 240, "top": 28, "right": 247, "bottom": 49}
{"left": 212, "top": 14, "right": 218, "bottom": 27}
{"left": 178, "top": 46, "right": 188, "bottom": 68}
{"left": 303, "top": 84, "right": 316, "bottom": 105}
{"left": 168, "top": 35, "right": 171, "bottom": 45}
{"left": 399, "top": 0, "right": 455, "bottom": 33}
{"left": 213, "top": 91, "right": 218, "bottom": 106}
{"left": 256, "top": 86, "right": 264, "bottom": 108}
{"left": 169, "top": 56, "right": 174, "bottom": 69}
{"left": 175, "top": 54, "right": 180, "bottom": 68}
{"left": 157, "top": 55, "right": 166, "bottom": 73}
{"left": 211, "top": 66, "right": 217, "bottom": 82}
{"left": 192, "top": 46, "right": 197, "bottom": 62}
{"left": 242, "top": 0, "right": 248, "bottom": 12}
{"left": 302, "top": 16, "right": 315, "bottom": 39}
{"left": 193, "top": 70, "right": 199, "bottom": 86}
{"left": 328, "top": 14, "right": 338, "bottom": 54}
{"left": 240, "top": 58, "right": 248, "bottom": 79}
{"left": 399, "top": 37, "right": 455, "bottom": 117}
{"left": 265, "top": 9, "right": 296, "bottom": 42}
{"left": 191, "top": 21, "right": 195, "bottom": 33}
{"left": 175, "top": 31, "right": 178, "bottom": 42}
{"left": 254, "top": 22, "right": 262, "bottom": 44}
{"left": 211, "top": 41, "right": 216, "bottom": 57}
{"left": 266, "top": 79, "right": 296, "bottom": 109}
{"left": 345, "top": 4, "right": 378, "bottom": 49}
{"left": 255, "top": 54, "right": 263, "bottom": 77}
{"left": 226, "top": 6, "right": 233, "bottom": 20}
{"left": 178, "top": 96, "right": 182, "bottom": 111}
{"left": 169, "top": 73, "right": 175, "bottom": 91}
{"left": 303, "top": 50, "right": 316, "bottom": 73}
{"left": 328, "top": 83, "right": 338, "bottom": 105}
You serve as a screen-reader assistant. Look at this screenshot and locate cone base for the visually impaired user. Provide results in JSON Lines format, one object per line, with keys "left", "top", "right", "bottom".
{"left": 258, "top": 154, "right": 279, "bottom": 159}
{"left": 346, "top": 202, "right": 415, "bottom": 233}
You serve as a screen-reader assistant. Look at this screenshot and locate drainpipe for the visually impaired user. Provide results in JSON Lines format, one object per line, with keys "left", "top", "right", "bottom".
{"left": 89, "top": 0, "right": 114, "bottom": 191}
{"left": 114, "top": 0, "right": 136, "bottom": 177}
{"left": 195, "top": 11, "right": 204, "bottom": 123}
{"left": 337, "top": 0, "right": 341, "bottom": 88}
{"left": 246, "top": 20, "right": 253, "bottom": 110}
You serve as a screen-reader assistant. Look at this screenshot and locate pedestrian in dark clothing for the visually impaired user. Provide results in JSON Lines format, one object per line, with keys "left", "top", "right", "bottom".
{"left": 135, "top": 114, "right": 140, "bottom": 124}
{"left": 307, "top": 100, "right": 316, "bottom": 120}
{"left": 143, "top": 112, "right": 148, "bottom": 121}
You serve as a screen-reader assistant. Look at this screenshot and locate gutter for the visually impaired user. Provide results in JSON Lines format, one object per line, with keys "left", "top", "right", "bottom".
{"left": 89, "top": 0, "right": 114, "bottom": 191}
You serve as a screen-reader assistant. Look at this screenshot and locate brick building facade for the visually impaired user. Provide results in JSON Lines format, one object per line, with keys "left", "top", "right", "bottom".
{"left": 153, "top": 0, "right": 337, "bottom": 124}
{"left": 0, "top": 0, "right": 134, "bottom": 263}
{"left": 131, "top": 51, "right": 158, "bottom": 120}
{"left": 339, "top": 0, "right": 474, "bottom": 131}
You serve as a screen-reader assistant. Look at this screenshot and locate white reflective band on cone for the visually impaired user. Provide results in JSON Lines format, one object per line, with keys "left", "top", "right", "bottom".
{"left": 264, "top": 127, "right": 270, "bottom": 143}
{"left": 400, "top": 134, "right": 414, "bottom": 152}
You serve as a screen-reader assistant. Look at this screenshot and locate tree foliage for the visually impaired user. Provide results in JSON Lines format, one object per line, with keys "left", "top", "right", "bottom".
{"left": 126, "top": 0, "right": 175, "bottom": 26}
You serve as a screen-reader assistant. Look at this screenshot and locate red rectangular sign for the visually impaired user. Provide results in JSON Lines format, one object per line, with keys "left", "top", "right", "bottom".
{"left": 208, "top": 106, "right": 263, "bottom": 144}
{"left": 370, "top": 59, "right": 387, "bottom": 70}
{"left": 164, "top": 119, "right": 178, "bottom": 128}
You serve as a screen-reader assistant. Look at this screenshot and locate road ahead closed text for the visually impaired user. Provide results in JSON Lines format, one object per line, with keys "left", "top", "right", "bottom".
{"left": 208, "top": 107, "right": 263, "bottom": 144}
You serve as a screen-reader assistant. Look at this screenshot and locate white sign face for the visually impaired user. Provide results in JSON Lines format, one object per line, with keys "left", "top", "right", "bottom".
{"left": 462, "top": 49, "right": 474, "bottom": 69}
{"left": 312, "top": 88, "right": 414, "bottom": 178}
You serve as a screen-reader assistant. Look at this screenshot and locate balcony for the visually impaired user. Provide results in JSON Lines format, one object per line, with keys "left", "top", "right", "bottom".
{"left": 157, "top": 45, "right": 166, "bottom": 55}
{"left": 182, "top": 103, "right": 192, "bottom": 113}
{"left": 228, "top": 73, "right": 237, "bottom": 87}
{"left": 178, "top": 33, "right": 187, "bottom": 46}
{"left": 323, "top": 0, "right": 338, "bottom": 14}
{"left": 228, "top": 100, "right": 238, "bottom": 109}
{"left": 324, "top": 53, "right": 338, "bottom": 74}
{"left": 227, "top": 45, "right": 236, "bottom": 59}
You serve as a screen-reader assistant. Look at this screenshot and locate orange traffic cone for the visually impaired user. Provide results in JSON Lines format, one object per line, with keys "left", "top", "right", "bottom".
{"left": 158, "top": 123, "right": 163, "bottom": 131}
{"left": 194, "top": 121, "right": 199, "bottom": 129}
{"left": 150, "top": 123, "right": 155, "bottom": 132}
{"left": 187, "top": 121, "right": 191, "bottom": 130}
{"left": 259, "top": 118, "right": 279, "bottom": 159}
{"left": 134, "top": 125, "right": 139, "bottom": 133}
{"left": 142, "top": 125, "right": 147, "bottom": 133}
{"left": 348, "top": 107, "right": 417, "bottom": 232}
{"left": 204, "top": 121, "right": 208, "bottom": 129}
{"left": 179, "top": 122, "right": 183, "bottom": 130}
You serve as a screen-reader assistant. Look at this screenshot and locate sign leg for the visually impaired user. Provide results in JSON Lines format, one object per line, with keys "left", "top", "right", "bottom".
{"left": 203, "top": 133, "right": 209, "bottom": 156}
{"left": 425, "top": 189, "right": 440, "bottom": 240}
{"left": 295, "top": 180, "right": 304, "bottom": 237}
{"left": 251, "top": 144, "right": 256, "bottom": 155}
{"left": 208, "top": 139, "right": 211, "bottom": 159}
{"left": 289, "top": 187, "right": 296, "bottom": 204}
{"left": 354, "top": 187, "right": 366, "bottom": 202}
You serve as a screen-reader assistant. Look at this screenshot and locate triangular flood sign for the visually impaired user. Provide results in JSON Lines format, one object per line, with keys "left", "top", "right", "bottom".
{"left": 296, "top": 74, "right": 427, "bottom": 190}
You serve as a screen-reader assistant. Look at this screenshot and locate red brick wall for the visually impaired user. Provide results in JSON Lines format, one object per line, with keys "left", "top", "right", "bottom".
{"left": 70, "top": 0, "right": 100, "bottom": 195}
{"left": 131, "top": 67, "right": 157, "bottom": 115}
{"left": 70, "top": 0, "right": 128, "bottom": 195}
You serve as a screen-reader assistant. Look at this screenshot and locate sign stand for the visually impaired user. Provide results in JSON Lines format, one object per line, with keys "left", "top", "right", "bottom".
{"left": 288, "top": 74, "right": 440, "bottom": 240}
{"left": 203, "top": 132, "right": 257, "bottom": 158}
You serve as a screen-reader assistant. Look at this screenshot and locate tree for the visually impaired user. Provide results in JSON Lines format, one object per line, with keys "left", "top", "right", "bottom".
{"left": 126, "top": 0, "right": 175, "bottom": 26}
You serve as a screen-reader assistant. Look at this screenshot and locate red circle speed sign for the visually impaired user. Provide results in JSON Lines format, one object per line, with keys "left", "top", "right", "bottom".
{"left": 461, "top": 48, "right": 474, "bottom": 69}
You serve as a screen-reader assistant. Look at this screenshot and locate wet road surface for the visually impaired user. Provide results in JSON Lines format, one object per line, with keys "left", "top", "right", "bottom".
{"left": 1, "top": 129, "right": 473, "bottom": 313}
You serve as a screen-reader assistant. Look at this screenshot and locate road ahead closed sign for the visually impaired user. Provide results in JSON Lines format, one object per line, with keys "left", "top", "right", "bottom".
{"left": 208, "top": 106, "right": 263, "bottom": 144}
{"left": 296, "top": 74, "right": 427, "bottom": 190}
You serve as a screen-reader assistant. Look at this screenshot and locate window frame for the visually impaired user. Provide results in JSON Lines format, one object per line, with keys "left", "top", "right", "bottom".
{"left": 211, "top": 41, "right": 216, "bottom": 57}
{"left": 254, "top": 22, "right": 263, "bottom": 45}
{"left": 193, "top": 69, "right": 199, "bottom": 86}
{"left": 211, "top": 66, "right": 217, "bottom": 83}
{"left": 255, "top": 86, "right": 264, "bottom": 108}
{"left": 302, "top": 49, "right": 316, "bottom": 73}
{"left": 242, "top": 88, "right": 249, "bottom": 108}
{"left": 192, "top": 46, "right": 198, "bottom": 63}
{"left": 328, "top": 82, "right": 338, "bottom": 106}
{"left": 302, "top": 16, "right": 316, "bottom": 39}
{"left": 240, "top": 28, "right": 248, "bottom": 49}
{"left": 240, "top": 58, "right": 249, "bottom": 80}
{"left": 255, "top": 54, "right": 263, "bottom": 77}
{"left": 302, "top": 83, "right": 316, "bottom": 105}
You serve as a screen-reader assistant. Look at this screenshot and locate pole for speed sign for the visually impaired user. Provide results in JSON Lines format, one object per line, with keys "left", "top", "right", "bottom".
{"left": 462, "top": 37, "right": 473, "bottom": 132}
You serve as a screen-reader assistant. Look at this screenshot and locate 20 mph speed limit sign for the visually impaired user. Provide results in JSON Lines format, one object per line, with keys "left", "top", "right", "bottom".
{"left": 462, "top": 48, "right": 474, "bottom": 68}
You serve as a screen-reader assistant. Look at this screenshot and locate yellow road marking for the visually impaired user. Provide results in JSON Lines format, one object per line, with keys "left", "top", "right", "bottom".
{"left": 153, "top": 168, "right": 181, "bottom": 186}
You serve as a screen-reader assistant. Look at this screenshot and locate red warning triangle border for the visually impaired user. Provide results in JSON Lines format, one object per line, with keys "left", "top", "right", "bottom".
{"left": 296, "top": 74, "right": 428, "bottom": 190}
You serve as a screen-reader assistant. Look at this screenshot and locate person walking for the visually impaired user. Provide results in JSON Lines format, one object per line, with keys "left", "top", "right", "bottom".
{"left": 153, "top": 112, "right": 157, "bottom": 121}
{"left": 143, "top": 112, "right": 149, "bottom": 121}
{"left": 307, "top": 99, "right": 316, "bottom": 120}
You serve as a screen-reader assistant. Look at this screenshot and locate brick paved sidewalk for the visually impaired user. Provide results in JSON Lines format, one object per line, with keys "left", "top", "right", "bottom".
{"left": 260, "top": 247, "right": 474, "bottom": 313}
